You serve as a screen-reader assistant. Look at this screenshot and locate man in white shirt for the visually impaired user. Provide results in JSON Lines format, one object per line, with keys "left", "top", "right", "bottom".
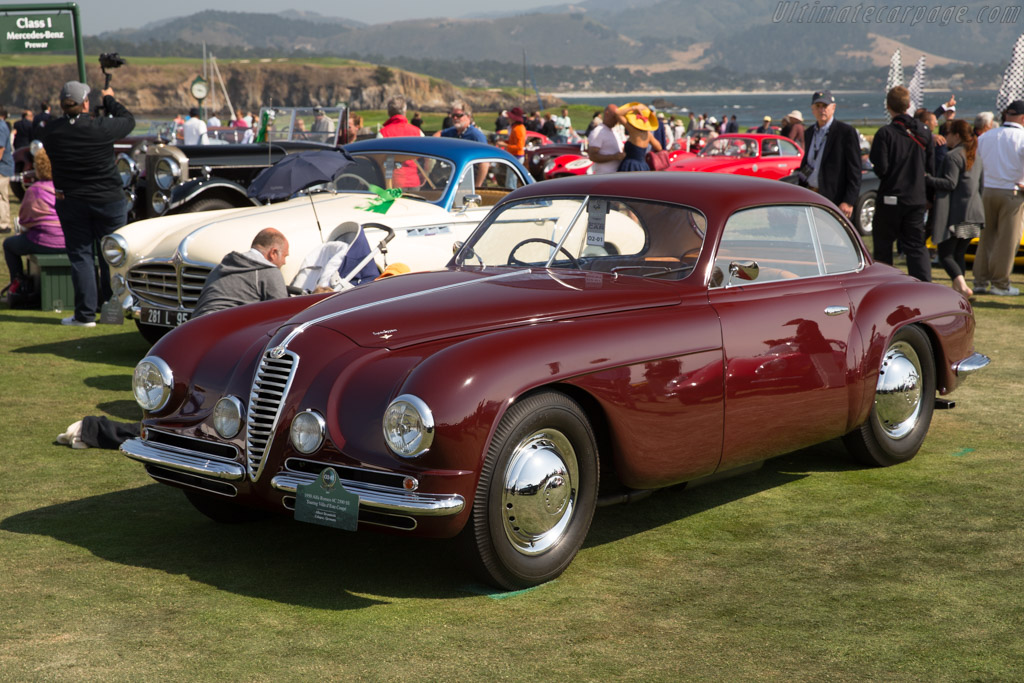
{"left": 207, "top": 113, "right": 222, "bottom": 128}
{"left": 587, "top": 104, "right": 625, "bottom": 174}
{"left": 183, "top": 107, "right": 209, "bottom": 145}
{"left": 974, "top": 99, "right": 1024, "bottom": 295}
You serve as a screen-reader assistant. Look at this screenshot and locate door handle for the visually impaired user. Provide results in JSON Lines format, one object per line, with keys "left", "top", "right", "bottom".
{"left": 824, "top": 306, "right": 849, "bottom": 316}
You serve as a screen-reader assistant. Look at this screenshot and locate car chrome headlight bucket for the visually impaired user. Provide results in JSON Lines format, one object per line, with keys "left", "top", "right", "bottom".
{"left": 116, "top": 153, "right": 138, "bottom": 188}
{"left": 290, "top": 410, "right": 326, "bottom": 454}
{"left": 543, "top": 159, "right": 556, "bottom": 175}
{"left": 101, "top": 233, "right": 129, "bottom": 266}
{"left": 112, "top": 273, "right": 127, "bottom": 295}
{"left": 212, "top": 396, "right": 245, "bottom": 439}
{"left": 133, "top": 356, "right": 173, "bottom": 412}
{"left": 124, "top": 187, "right": 137, "bottom": 211}
{"left": 151, "top": 191, "right": 169, "bottom": 215}
{"left": 153, "top": 157, "right": 180, "bottom": 191}
{"left": 383, "top": 394, "right": 434, "bottom": 458}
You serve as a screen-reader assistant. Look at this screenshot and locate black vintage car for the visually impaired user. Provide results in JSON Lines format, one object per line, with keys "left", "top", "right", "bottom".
{"left": 118, "top": 106, "right": 349, "bottom": 222}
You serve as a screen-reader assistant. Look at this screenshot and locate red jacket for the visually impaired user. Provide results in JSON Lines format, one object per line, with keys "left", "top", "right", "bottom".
{"left": 380, "top": 115, "right": 423, "bottom": 138}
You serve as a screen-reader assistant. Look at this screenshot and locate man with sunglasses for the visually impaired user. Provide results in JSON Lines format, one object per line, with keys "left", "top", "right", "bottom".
{"left": 433, "top": 103, "right": 487, "bottom": 144}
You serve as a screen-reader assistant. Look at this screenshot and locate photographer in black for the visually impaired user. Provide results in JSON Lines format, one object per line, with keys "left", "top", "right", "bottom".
{"left": 43, "top": 80, "right": 134, "bottom": 326}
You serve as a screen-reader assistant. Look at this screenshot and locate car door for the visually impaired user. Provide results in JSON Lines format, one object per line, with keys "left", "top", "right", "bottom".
{"left": 756, "top": 138, "right": 803, "bottom": 179}
{"left": 708, "top": 204, "right": 863, "bottom": 470}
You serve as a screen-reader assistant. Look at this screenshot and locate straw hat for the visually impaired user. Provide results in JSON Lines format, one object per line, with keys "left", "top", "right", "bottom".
{"left": 621, "top": 102, "right": 658, "bottom": 132}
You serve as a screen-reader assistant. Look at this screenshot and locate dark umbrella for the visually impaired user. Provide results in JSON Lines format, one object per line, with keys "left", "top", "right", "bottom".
{"left": 247, "top": 149, "right": 355, "bottom": 237}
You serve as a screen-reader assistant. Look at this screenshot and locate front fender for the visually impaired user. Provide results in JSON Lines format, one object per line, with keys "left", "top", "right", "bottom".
{"left": 168, "top": 177, "right": 258, "bottom": 211}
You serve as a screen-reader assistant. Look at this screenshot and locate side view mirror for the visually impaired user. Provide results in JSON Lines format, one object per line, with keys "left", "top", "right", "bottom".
{"left": 728, "top": 260, "right": 760, "bottom": 285}
{"left": 461, "top": 193, "right": 482, "bottom": 209}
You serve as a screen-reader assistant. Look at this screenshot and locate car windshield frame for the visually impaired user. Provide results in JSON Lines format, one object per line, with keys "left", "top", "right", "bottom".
{"left": 327, "top": 151, "right": 457, "bottom": 205}
{"left": 455, "top": 194, "right": 708, "bottom": 281}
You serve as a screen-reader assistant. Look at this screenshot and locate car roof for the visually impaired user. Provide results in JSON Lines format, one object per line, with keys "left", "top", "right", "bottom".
{"left": 344, "top": 136, "right": 523, "bottom": 166}
{"left": 502, "top": 172, "right": 832, "bottom": 218}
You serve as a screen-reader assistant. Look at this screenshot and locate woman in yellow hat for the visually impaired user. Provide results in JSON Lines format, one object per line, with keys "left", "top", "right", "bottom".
{"left": 616, "top": 102, "right": 663, "bottom": 172}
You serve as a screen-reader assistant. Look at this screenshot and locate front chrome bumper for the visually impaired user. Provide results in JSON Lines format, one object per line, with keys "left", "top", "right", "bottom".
{"left": 120, "top": 438, "right": 465, "bottom": 517}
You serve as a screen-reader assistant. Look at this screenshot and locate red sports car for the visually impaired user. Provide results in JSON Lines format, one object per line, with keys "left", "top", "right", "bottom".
{"left": 667, "top": 133, "right": 804, "bottom": 180}
{"left": 121, "top": 173, "right": 988, "bottom": 590}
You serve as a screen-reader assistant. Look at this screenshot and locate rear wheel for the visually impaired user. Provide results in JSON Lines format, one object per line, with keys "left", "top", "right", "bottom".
{"left": 461, "top": 392, "right": 599, "bottom": 590}
{"left": 843, "top": 326, "right": 935, "bottom": 467}
{"left": 854, "top": 190, "right": 876, "bottom": 236}
{"left": 184, "top": 490, "right": 269, "bottom": 524}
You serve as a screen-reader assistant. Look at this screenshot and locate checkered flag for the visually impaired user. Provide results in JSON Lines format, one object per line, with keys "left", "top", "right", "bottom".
{"left": 885, "top": 49, "right": 904, "bottom": 122}
{"left": 996, "top": 34, "right": 1024, "bottom": 114}
{"left": 908, "top": 56, "right": 926, "bottom": 114}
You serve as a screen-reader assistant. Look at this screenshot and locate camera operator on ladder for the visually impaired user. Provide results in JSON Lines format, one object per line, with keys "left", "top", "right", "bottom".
{"left": 43, "top": 78, "right": 134, "bottom": 327}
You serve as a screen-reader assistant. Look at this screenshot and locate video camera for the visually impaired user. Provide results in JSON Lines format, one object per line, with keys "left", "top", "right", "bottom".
{"left": 98, "top": 52, "right": 126, "bottom": 88}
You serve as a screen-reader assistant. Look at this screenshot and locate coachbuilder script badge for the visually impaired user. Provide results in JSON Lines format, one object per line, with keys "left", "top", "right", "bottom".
{"left": 294, "top": 467, "right": 359, "bottom": 531}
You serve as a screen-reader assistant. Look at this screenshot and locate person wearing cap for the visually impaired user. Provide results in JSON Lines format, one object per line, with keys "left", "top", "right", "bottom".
{"left": 496, "top": 107, "right": 527, "bottom": 163}
{"left": 756, "top": 115, "right": 773, "bottom": 134}
{"left": 183, "top": 107, "right": 209, "bottom": 145}
{"left": 616, "top": 103, "right": 662, "bottom": 172}
{"left": 973, "top": 98, "right": 1024, "bottom": 296}
{"left": 869, "top": 86, "right": 935, "bottom": 283}
{"left": 311, "top": 106, "right": 335, "bottom": 142}
{"left": 43, "top": 81, "right": 134, "bottom": 327}
{"left": 800, "top": 89, "right": 861, "bottom": 221}
{"left": 587, "top": 104, "right": 626, "bottom": 175}
{"left": 781, "top": 110, "right": 805, "bottom": 147}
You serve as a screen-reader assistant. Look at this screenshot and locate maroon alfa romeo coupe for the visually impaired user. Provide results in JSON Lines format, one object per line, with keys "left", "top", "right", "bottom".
{"left": 122, "top": 173, "right": 989, "bottom": 590}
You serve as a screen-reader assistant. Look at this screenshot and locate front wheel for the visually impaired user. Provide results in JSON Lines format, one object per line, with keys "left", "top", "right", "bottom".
{"left": 843, "top": 325, "right": 935, "bottom": 467}
{"left": 185, "top": 197, "right": 234, "bottom": 213}
{"left": 461, "top": 392, "right": 599, "bottom": 590}
{"left": 854, "top": 190, "right": 876, "bottom": 236}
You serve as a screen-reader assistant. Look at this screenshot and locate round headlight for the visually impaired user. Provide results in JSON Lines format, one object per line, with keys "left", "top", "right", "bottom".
{"left": 133, "top": 356, "right": 173, "bottom": 412}
{"left": 101, "top": 233, "right": 128, "bottom": 266}
{"left": 543, "top": 159, "right": 556, "bottom": 175}
{"left": 290, "top": 411, "right": 326, "bottom": 454}
{"left": 116, "top": 153, "right": 138, "bottom": 188}
{"left": 213, "top": 396, "right": 244, "bottom": 439}
{"left": 151, "top": 191, "right": 169, "bottom": 215}
{"left": 383, "top": 394, "right": 434, "bottom": 458}
{"left": 154, "top": 157, "right": 180, "bottom": 191}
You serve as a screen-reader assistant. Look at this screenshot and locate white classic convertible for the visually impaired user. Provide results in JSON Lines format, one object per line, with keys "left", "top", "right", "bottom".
{"left": 102, "top": 137, "right": 532, "bottom": 342}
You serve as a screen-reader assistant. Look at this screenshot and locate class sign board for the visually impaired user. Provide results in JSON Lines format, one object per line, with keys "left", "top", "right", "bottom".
{"left": 0, "top": 13, "right": 74, "bottom": 52}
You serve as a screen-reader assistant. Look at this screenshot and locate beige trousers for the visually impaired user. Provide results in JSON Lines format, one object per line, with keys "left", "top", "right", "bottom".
{"left": 975, "top": 188, "right": 1024, "bottom": 290}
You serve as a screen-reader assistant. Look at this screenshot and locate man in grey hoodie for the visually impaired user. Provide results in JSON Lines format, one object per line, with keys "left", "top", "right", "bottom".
{"left": 192, "top": 228, "right": 290, "bottom": 319}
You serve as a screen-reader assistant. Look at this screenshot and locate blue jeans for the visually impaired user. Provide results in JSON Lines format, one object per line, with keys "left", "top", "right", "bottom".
{"left": 55, "top": 196, "right": 127, "bottom": 322}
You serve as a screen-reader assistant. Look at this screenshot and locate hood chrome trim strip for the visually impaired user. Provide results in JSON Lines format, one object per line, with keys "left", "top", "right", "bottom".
{"left": 277, "top": 270, "right": 530, "bottom": 350}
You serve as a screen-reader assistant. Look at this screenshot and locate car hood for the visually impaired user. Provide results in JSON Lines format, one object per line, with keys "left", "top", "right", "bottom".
{"left": 280, "top": 268, "right": 683, "bottom": 350}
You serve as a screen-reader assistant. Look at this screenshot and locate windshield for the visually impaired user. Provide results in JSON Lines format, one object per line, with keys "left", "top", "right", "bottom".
{"left": 330, "top": 153, "right": 455, "bottom": 204}
{"left": 700, "top": 137, "right": 757, "bottom": 158}
{"left": 455, "top": 196, "right": 706, "bottom": 280}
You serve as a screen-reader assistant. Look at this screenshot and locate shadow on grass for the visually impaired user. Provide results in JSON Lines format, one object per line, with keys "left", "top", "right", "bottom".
{"left": 2, "top": 440, "right": 858, "bottom": 605}
{"left": 10, "top": 329, "right": 150, "bottom": 367}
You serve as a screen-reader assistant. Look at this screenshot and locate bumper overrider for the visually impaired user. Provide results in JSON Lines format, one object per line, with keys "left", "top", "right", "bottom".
{"left": 120, "top": 436, "right": 466, "bottom": 523}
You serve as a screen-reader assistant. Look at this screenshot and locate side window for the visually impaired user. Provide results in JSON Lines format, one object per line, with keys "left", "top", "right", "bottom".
{"left": 761, "top": 139, "right": 781, "bottom": 157}
{"left": 712, "top": 205, "right": 820, "bottom": 287}
{"left": 778, "top": 139, "right": 802, "bottom": 157}
{"left": 811, "top": 207, "right": 862, "bottom": 274}
{"left": 453, "top": 169, "right": 477, "bottom": 207}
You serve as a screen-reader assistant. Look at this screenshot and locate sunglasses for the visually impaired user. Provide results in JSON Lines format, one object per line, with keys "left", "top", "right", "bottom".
{"left": 451, "top": 112, "right": 466, "bottom": 119}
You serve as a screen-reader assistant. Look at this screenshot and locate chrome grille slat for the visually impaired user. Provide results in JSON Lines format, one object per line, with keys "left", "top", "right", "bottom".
{"left": 246, "top": 350, "right": 299, "bottom": 481}
{"left": 125, "top": 261, "right": 212, "bottom": 310}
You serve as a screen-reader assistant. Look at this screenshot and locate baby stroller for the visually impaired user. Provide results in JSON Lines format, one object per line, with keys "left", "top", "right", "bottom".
{"left": 290, "top": 221, "right": 396, "bottom": 294}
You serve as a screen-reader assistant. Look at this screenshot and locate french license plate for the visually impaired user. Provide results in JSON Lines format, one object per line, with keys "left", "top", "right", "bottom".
{"left": 140, "top": 306, "right": 190, "bottom": 328}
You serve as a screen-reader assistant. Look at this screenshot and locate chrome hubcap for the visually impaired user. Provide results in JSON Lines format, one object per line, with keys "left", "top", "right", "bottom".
{"left": 874, "top": 341, "right": 923, "bottom": 439}
{"left": 860, "top": 197, "right": 875, "bottom": 234}
{"left": 501, "top": 429, "right": 578, "bottom": 556}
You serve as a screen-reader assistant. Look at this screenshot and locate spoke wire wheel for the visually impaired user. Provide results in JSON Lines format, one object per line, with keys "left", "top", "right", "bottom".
{"left": 843, "top": 325, "right": 935, "bottom": 467}
{"left": 464, "top": 392, "right": 598, "bottom": 590}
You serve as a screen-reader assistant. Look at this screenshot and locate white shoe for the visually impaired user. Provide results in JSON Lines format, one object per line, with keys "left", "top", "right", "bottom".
{"left": 989, "top": 285, "right": 1020, "bottom": 296}
{"left": 57, "top": 420, "right": 83, "bottom": 445}
{"left": 61, "top": 316, "right": 96, "bottom": 327}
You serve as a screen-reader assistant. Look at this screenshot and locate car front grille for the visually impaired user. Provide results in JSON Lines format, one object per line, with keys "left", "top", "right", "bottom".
{"left": 126, "top": 261, "right": 211, "bottom": 309}
{"left": 246, "top": 349, "right": 299, "bottom": 481}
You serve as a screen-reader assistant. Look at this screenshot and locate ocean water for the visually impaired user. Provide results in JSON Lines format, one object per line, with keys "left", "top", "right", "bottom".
{"left": 559, "top": 89, "right": 1000, "bottom": 130}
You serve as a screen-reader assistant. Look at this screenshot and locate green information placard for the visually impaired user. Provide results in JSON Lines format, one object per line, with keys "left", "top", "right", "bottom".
{"left": 0, "top": 13, "right": 74, "bottom": 53}
{"left": 294, "top": 468, "right": 359, "bottom": 531}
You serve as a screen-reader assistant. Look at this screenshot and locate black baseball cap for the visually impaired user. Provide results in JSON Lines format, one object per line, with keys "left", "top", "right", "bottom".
{"left": 811, "top": 90, "right": 835, "bottom": 105}
{"left": 1005, "top": 100, "right": 1024, "bottom": 115}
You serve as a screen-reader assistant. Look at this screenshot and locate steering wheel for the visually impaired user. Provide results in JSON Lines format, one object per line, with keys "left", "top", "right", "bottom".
{"left": 508, "top": 238, "right": 582, "bottom": 270}
{"left": 334, "top": 173, "right": 372, "bottom": 190}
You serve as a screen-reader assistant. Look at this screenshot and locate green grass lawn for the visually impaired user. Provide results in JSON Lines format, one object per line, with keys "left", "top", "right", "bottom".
{"left": 1, "top": 227, "right": 1022, "bottom": 679}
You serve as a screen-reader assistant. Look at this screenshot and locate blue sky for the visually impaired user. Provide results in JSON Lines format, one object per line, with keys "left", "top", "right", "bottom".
{"left": 67, "top": 0, "right": 563, "bottom": 34}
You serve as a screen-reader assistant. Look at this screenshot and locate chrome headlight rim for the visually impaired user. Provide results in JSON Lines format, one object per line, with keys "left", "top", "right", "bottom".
{"left": 116, "top": 152, "right": 139, "bottom": 188}
{"left": 383, "top": 394, "right": 434, "bottom": 459}
{"left": 133, "top": 356, "right": 173, "bottom": 412}
{"left": 212, "top": 396, "right": 245, "bottom": 439}
{"left": 101, "top": 233, "right": 129, "bottom": 266}
{"left": 290, "top": 410, "right": 326, "bottom": 454}
{"left": 151, "top": 191, "right": 169, "bottom": 215}
{"left": 154, "top": 157, "right": 180, "bottom": 191}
